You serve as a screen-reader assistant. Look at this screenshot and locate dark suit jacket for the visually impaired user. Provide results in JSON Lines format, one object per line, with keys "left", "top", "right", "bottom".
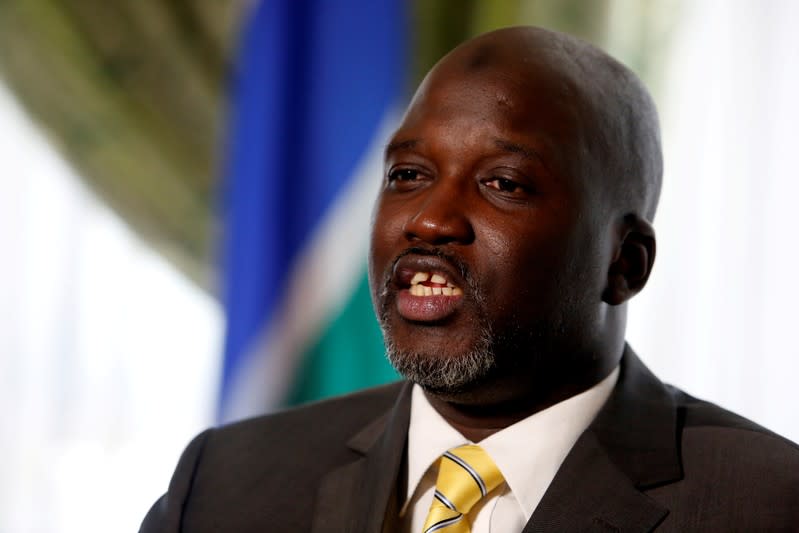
{"left": 140, "top": 348, "right": 799, "bottom": 532}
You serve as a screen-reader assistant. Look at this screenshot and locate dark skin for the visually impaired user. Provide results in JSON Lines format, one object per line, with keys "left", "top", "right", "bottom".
{"left": 369, "top": 27, "right": 657, "bottom": 442}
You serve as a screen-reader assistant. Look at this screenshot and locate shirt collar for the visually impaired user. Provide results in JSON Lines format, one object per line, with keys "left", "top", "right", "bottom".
{"left": 404, "top": 366, "right": 619, "bottom": 520}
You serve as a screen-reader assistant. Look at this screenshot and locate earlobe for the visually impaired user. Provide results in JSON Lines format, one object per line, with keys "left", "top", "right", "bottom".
{"left": 602, "top": 215, "right": 656, "bottom": 305}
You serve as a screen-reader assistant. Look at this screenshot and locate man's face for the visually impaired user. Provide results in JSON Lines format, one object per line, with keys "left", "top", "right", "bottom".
{"left": 369, "top": 61, "right": 610, "bottom": 395}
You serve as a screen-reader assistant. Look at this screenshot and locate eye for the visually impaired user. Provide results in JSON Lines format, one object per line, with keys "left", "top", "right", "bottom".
{"left": 387, "top": 168, "right": 420, "bottom": 183}
{"left": 484, "top": 177, "right": 526, "bottom": 194}
{"left": 386, "top": 167, "right": 429, "bottom": 192}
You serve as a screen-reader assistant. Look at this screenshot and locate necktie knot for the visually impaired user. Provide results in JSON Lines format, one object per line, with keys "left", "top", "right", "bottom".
{"left": 422, "top": 444, "right": 504, "bottom": 533}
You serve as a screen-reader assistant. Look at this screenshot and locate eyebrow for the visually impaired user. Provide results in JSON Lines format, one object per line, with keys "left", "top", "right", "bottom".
{"left": 384, "top": 139, "right": 418, "bottom": 159}
{"left": 493, "top": 138, "right": 546, "bottom": 164}
{"left": 384, "top": 137, "right": 551, "bottom": 173}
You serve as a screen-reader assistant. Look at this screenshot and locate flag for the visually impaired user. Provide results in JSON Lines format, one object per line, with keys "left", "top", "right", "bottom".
{"left": 219, "top": 0, "right": 406, "bottom": 422}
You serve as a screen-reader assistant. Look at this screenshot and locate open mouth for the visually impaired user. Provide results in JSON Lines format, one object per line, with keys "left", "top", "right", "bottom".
{"left": 407, "top": 271, "right": 464, "bottom": 297}
{"left": 388, "top": 252, "right": 468, "bottom": 322}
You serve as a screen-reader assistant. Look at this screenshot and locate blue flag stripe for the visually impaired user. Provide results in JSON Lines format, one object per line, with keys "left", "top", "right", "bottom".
{"left": 221, "top": 0, "right": 406, "bottom": 413}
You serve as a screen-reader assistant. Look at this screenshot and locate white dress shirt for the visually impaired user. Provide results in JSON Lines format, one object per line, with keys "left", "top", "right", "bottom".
{"left": 399, "top": 367, "right": 619, "bottom": 533}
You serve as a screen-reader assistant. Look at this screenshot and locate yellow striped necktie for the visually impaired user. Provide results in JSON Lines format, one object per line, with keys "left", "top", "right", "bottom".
{"left": 421, "top": 444, "right": 505, "bottom": 533}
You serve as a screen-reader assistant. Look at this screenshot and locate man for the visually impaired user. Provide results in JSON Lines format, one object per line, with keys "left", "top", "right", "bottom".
{"left": 141, "top": 26, "right": 799, "bottom": 532}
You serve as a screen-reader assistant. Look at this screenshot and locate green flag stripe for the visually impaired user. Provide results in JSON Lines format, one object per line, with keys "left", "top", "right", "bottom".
{"left": 286, "top": 271, "right": 399, "bottom": 405}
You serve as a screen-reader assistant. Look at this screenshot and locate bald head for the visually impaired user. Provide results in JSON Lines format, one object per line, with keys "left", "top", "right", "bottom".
{"left": 415, "top": 26, "right": 663, "bottom": 222}
{"left": 372, "top": 25, "right": 661, "bottom": 413}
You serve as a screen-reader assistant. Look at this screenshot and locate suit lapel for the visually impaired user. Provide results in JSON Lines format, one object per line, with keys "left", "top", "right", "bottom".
{"left": 312, "top": 382, "right": 412, "bottom": 533}
{"left": 523, "top": 431, "right": 668, "bottom": 532}
{"left": 525, "top": 347, "right": 682, "bottom": 532}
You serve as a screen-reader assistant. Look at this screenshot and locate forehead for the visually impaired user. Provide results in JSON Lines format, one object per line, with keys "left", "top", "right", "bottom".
{"left": 391, "top": 60, "right": 591, "bottom": 174}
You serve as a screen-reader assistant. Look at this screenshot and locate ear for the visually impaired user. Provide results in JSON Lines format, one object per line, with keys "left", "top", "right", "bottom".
{"left": 602, "top": 214, "right": 656, "bottom": 305}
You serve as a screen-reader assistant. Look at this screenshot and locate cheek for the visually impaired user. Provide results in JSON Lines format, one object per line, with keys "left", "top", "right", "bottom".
{"left": 478, "top": 218, "right": 583, "bottom": 307}
{"left": 371, "top": 203, "right": 401, "bottom": 251}
{"left": 368, "top": 203, "right": 404, "bottom": 279}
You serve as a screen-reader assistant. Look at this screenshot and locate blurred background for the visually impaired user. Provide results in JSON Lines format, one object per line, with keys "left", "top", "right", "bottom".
{"left": 1, "top": 0, "right": 797, "bottom": 531}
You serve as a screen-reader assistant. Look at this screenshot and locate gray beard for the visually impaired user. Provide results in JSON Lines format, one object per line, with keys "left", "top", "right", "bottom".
{"left": 382, "top": 324, "right": 497, "bottom": 394}
{"left": 377, "top": 265, "right": 500, "bottom": 393}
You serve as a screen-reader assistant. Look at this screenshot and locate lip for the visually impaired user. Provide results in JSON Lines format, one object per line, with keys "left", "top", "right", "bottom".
{"left": 396, "top": 290, "right": 463, "bottom": 322}
{"left": 391, "top": 253, "right": 467, "bottom": 323}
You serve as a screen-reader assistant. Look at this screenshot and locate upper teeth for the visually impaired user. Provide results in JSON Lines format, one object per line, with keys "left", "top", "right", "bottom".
{"left": 408, "top": 271, "right": 463, "bottom": 296}
{"left": 411, "top": 272, "right": 429, "bottom": 285}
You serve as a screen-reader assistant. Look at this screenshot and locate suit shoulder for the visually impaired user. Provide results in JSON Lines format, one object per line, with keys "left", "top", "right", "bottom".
{"left": 215, "top": 380, "right": 406, "bottom": 442}
{"left": 166, "top": 382, "right": 407, "bottom": 531}
{"left": 667, "top": 385, "right": 799, "bottom": 486}
{"left": 643, "top": 388, "right": 799, "bottom": 530}
{"left": 197, "top": 381, "right": 407, "bottom": 467}
{"left": 669, "top": 384, "right": 799, "bottom": 453}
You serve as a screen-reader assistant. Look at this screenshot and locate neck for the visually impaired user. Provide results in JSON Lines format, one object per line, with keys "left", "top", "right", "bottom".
{"left": 422, "top": 391, "right": 557, "bottom": 442}
{"left": 423, "top": 345, "right": 624, "bottom": 442}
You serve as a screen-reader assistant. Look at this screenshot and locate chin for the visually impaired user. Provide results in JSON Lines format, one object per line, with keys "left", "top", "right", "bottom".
{"left": 382, "top": 322, "right": 498, "bottom": 393}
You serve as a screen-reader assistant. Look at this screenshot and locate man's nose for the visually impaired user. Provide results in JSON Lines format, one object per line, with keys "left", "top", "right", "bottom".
{"left": 402, "top": 180, "right": 475, "bottom": 245}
